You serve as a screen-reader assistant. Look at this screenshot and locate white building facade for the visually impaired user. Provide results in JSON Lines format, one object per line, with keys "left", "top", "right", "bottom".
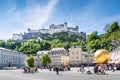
{"left": 110, "top": 47, "right": 120, "bottom": 64}
{"left": 82, "top": 52, "right": 93, "bottom": 65}
{"left": 12, "top": 33, "right": 23, "bottom": 41}
{"left": 49, "top": 48, "right": 68, "bottom": 66}
{"left": 69, "top": 47, "right": 93, "bottom": 66}
{"left": 0, "top": 47, "right": 27, "bottom": 68}
{"left": 69, "top": 47, "right": 83, "bottom": 66}
{"left": 35, "top": 51, "right": 50, "bottom": 67}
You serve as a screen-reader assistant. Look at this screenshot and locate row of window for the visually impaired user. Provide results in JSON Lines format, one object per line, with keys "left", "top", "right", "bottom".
{"left": 72, "top": 56, "right": 79, "bottom": 59}
{"left": 52, "top": 57, "right": 61, "bottom": 61}
{"left": 0, "top": 55, "right": 21, "bottom": 58}
{"left": 0, "top": 50, "right": 26, "bottom": 64}
{"left": 71, "top": 51, "right": 80, "bottom": 55}
{"left": 111, "top": 51, "right": 120, "bottom": 56}
{"left": 113, "top": 59, "right": 119, "bottom": 62}
{"left": 0, "top": 59, "right": 22, "bottom": 64}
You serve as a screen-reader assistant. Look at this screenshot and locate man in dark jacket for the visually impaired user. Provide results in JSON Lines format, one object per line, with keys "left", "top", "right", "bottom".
{"left": 56, "top": 66, "right": 59, "bottom": 75}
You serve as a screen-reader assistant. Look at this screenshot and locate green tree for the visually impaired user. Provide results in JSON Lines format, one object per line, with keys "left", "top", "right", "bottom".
{"left": 64, "top": 42, "right": 71, "bottom": 49}
{"left": 5, "top": 39, "right": 15, "bottom": 50}
{"left": 86, "top": 31, "right": 98, "bottom": 42}
{"left": 86, "top": 40, "right": 96, "bottom": 53}
{"left": 26, "top": 55, "right": 35, "bottom": 67}
{"left": 41, "top": 40, "right": 51, "bottom": 50}
{"left": 0, "top": 40, "right": 5, "bottom": 47}
{"left": 41, "top": 54, "right": 51, "bottom": 67}
{"left": 53, "top": 32, "right": 69, "bottom": 41}
{"left": 86, "top": 31, "right": 98, "bottom": 53}
{"left": 103, "top": 23, "right": 111, "bottom": 33}
{"left": 18, "top": 39, "right": 41, "bottom": 54}
{"left": 94, "top": 39, "right": 101, "bottom": 49}
{"left": 109, "top": 22, "right": 119, "bottom": 32}
{"left": 69, "top": 34, "right": 78, "bottom": 42}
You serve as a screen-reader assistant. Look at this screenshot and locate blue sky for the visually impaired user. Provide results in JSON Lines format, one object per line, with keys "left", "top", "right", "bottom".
{"left": 0, "top": 0, "right": 120, "bottom": 40}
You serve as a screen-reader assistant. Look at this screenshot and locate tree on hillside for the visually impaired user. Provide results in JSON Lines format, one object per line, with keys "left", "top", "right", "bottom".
{"left": 109, "top": 22, "right": 119, "bottom": 32}
{"left": 41, "top": 54, "right": 51, "bottom": 67}
{"left": 86, "top": 31, "right": 98, "bottom": 52}
{"left": 41, "top": 40, "right": 51, "bottom": 50}
{"left": 95, "top": 39, "right": 101, "bottom": 49}
{"left": 86, "top": 40, "right": 96, "bottom": 53}
{"left": 53, "top": 32, "right": 69, "bottom": 41}
{"left": 0, "top": 40, "right": 5, "bottom": 47}
{"left": 18, "top": 40, "right": 41, "bottom": 54}
{"left": 103, "top": 23, "right": 111, "bottom": 33}
{"left": 64, "top": 42, "right": 71, "bottom": 49}
{"left": 86, "top": 31, "right": 98, "bottom": 42}
{"left": 69, "top": 34, "right": 80, "bottom": 42}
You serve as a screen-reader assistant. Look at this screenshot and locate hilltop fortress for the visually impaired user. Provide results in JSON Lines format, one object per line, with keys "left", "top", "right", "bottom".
{"left": 12, "top": 22, "right": 86, "bottom": 42}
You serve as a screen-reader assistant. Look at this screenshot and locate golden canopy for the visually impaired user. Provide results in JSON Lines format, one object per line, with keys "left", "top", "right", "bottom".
{"left": 94, "top": 49, "right": 111, "bottom": 64}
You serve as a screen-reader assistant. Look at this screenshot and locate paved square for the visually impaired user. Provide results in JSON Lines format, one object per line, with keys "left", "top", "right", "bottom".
{"left": 0, "top": 68, "right": 120, "bottom": 80}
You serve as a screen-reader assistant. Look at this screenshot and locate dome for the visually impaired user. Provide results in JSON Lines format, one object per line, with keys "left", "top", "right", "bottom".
{"left": 94, "top": 49, "right": 111, "bottom": 64}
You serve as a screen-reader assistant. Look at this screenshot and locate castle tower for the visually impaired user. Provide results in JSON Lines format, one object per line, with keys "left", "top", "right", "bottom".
{"left": 64, "top": 22, "right": 67, "bottom": 27}
{"left": 75, "top": 26, "right": 79, "bottom": 32}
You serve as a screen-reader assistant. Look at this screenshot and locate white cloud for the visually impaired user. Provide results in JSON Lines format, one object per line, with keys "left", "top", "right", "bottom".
{"left": 24, "top": 0, "right": 58, "bottom": 29}
{"left": 8, "top": 0, "right": 58, "bottom": 29}
{"left": 0, "top": 0, "right": 58, "bottom": 40}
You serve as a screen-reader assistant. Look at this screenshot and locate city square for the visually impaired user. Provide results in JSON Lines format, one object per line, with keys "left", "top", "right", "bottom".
{"left": 0, "top": 68, "right": 120, "bottom": 80}
{"left": 0, "top": 0, "right": 120, "bottom": 80}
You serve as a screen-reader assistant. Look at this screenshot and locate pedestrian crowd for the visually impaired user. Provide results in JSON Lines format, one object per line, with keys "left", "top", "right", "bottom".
{"left": 23, "top": 66, "right": 38, "bottom": 73}
{"left": 23, "top": 63, "right": 120, "bottom": 75}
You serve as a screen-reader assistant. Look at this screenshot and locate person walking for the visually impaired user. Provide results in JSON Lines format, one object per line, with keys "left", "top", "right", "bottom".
{"left": 94, "top": 64, "right": 98, "bottom": 74}
{"left": 56, "top": 66, "right": 59, "bottom": 75}
{"left": 81, "top": 64, "right": 85, "bottom": 73}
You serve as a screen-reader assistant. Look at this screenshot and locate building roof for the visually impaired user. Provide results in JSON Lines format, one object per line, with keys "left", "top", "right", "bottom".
{"left": 0, "top": 47, "right": 25, "bottom": 55}
{"left": 69, "top": 47, "right": 82, "bottom": 50}
{"left": 51, "top": 48, "right": 66, "bottom": 53}
{"left": 37, "top": 51, "right": 50, "bottom": 55}
{"left": 0, "top": 47, "right": 7, "bottom": 50}
{"left": 0, "top": 47, "right": 16, "bottom": 52}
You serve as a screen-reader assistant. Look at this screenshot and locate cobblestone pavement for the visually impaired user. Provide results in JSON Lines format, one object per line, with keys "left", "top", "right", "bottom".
{"left": 0, "top": 67, "right": 120, "bottom": 80}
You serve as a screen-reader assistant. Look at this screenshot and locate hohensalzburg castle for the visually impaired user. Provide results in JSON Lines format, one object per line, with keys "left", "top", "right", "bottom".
{"left": 12, "top": 22, "right": 86, "bottom": 42}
